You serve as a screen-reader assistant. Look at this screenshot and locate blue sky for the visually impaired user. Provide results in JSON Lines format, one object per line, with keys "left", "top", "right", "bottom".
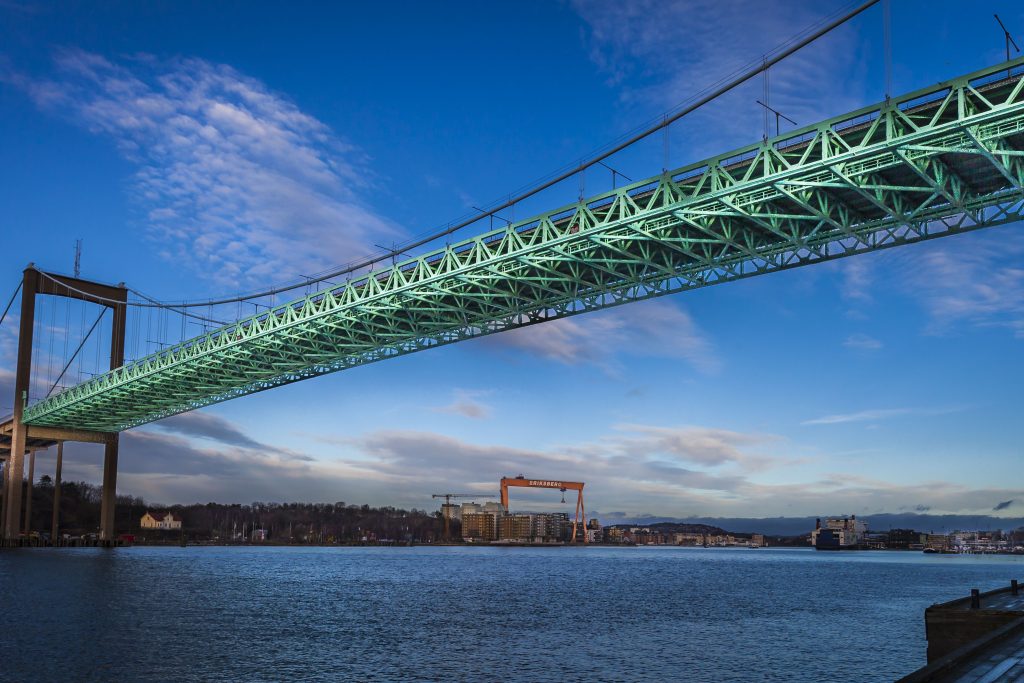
{"left": 1, "top": 0, "right": 1022, "bottom": 521}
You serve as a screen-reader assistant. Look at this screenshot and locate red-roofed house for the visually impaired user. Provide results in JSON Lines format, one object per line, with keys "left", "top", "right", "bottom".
{"left": 140, "top": 511, "right": 182, "bottom": 530}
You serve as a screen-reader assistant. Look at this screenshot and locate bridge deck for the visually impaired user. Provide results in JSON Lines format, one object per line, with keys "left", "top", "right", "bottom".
{"left": 19, "top": 57, "right": 1024, "bottom": 433}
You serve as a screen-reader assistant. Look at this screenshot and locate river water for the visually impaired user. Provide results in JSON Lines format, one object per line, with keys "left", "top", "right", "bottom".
{"left": 1, "top": 545, "right": 1021, "bottom": 682}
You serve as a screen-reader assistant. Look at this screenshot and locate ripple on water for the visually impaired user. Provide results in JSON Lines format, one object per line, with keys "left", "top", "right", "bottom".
{"left": 1, "top": 545, "right": 1021, "bottom": 682}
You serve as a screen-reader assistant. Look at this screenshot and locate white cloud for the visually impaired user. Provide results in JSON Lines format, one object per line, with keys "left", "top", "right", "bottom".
{"left": 39, "top": 410, "right": 1018, "bottom": 518}
{"left": 432, "top": 389, "right": 493, "bottom": 419}
{"left": 482, "top": 299, "right": 720, "bottom": 375}
{"left": 572, "top": 0, "right": 868, "bottom": 156}
{"left": 337, "top": 423, "right": 780, "bottom": 508}
{"left": 839, "top": 258, "right": 873, "bottom": 303}
{"left": 586, "top": 424, "right": 781, "bottom": 470}
{"left": 321, "top": 424, "right": 1019, "bottom": 518}
{"left": 802, "top": 406, "right": 963, "bottom": 426}
{"left": 803, "top": 408, "right": 911, "bottom": 425}
{"left": 903, "top": 231, "right": 1024, "bottom": 338}
{"left": 9, "top": 49, "right": 399, "bottom": 288}
{"left": 842, "top": 333, "right": 882, "bottom": 350}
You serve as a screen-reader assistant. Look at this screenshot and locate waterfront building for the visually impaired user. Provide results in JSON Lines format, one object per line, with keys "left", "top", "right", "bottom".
{"left": 459, "top": 502, "right": 482, "bottom": 517}
{"left": 634, "top": 530, "right": 668, "bottom": 545}
{"left": 441, "top": 503, "right": 461, "bottom": 521}
{"left": 482, "top": 501, "right": 507, "bottom": 516}
{"left": 950, "top": 531, "right": 1008, "bottom": 553}
{"left": 887, "top": 528, "right": 926, "bottom": 549}
{"left": 671, "top": 532, "right": 706, "bottom": 546}
{"left": 140, "top": 511, "right": 182, "bottom": 530}
{"left": 533, "top": 513, "right": 570, "bottom": 542}
{"left": 462, "top": 513, "right": 497, "bottom": 542}
{"left": 500, "top": 514, "right": 534, "bottom": 541}
{"left": 924, "top": 533, "right": 950, "bottom": 552}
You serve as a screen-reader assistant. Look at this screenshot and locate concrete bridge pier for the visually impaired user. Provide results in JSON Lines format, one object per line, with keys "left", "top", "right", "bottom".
{"left": 51, "top": 441, "right": 62, "bottom": 543}
{"left": 22, "top": 449, "right": 35, "bottom": 535}
{"left": 0, "top": 456, "right": 6, "bottom": 536}
{"left": 99, "top": 437, "right": 119, "bottom": 543}
{"left": 2, "top": 450, "right": 25, "bottom": 541}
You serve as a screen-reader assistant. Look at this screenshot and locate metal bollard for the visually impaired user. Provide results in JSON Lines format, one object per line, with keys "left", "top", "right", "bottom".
{"left": 1013, "top": 579, "right": 1019, "bottom": 596}
{"left": 971, "top": 588, "right": 981, "bottom": 609}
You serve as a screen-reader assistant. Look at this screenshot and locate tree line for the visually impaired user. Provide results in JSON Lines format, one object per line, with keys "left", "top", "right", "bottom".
{"left": 15, "top": 477, "right": 443, "bottom": 543}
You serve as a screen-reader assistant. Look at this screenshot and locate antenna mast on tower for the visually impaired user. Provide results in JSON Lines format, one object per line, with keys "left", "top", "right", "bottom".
{"left": 73, "top": 239, "right": 82, "bottom": 278}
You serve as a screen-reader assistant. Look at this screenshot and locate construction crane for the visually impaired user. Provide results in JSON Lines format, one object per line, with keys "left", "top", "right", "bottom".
{"left": 499, "top": 476, "right": 587, "bottom": 544}
{"left": 431, "top": 493, "right": 492, "bottom": 542}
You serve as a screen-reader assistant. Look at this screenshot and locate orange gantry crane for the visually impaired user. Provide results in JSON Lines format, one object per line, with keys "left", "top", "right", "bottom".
{"left": 499, "top": 476, "right": 587, "bottom": 543}
{"left": 431, "top": 493, "right": 491, "bottom": 542}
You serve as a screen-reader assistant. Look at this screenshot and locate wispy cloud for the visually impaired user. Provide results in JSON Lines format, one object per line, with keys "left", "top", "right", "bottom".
{"left": 482, "top": 300, "right": 720, "bottom": 375}
{"left": 903, "top": 231, "right": 1024, "bottom": 338}
{"left": 52, "top": 413, "right": 326, "bottom": 504}
{"left": 839, "top": 258, "right": 873, "bottom": 304}
{"left": 572, "top": 0, "right": 868, "bottom": 157}
{"left": 6, "top": 48, "right": 398, "bottom": 288}
{"left": 152, "top": 411, "right": 311, "bottom": 460}
{"left": 432, "top": 389, "right": 493, "bottom": 420}
{"left": 320, "top": 425, "right": 1022, "bottom": 518}
{"left": 44, "top": 411, "right": 1024, "bottom": 518}
{"left": 584, "top": 424, "right": 783, "bottom": 470}
{"left": 842, "top": 333, "right": 883, "bottom": 351}
{"left": 340, "top": 423, "right": 784, "bottom": 504}
{"left": 802, "top": 406, "right": 963, "bottom": 426}
{"left": 803, "top": 408, "right": 911, "bottom": 425}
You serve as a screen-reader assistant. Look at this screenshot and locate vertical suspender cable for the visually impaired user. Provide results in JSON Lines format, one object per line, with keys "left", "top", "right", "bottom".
{"left": 77, "top": 294, "right": 85, "bottom": 384}
{"left": 47, "top": 295, "right": 57, "bottom": 391}
{"left": 883, "top": 0, "right": 892, "bottom": 100}
{"left": 54, "top": 0, "right": 881, "bottom": 311}
{"left": 46, "top": 307, "right": 108, "bottom": 398}
{"left": 61, "top": 294, "right": 70, "bottom": 392}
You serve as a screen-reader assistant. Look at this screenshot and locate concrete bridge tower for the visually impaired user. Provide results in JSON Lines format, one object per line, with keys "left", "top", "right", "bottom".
{"left": 1, "top": 266, "right": 127, "bottom": 543}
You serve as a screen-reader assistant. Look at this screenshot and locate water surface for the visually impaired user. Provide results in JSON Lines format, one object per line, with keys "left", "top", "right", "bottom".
{"left": 2, "top": 545, "right": 1021, "bottom": 681}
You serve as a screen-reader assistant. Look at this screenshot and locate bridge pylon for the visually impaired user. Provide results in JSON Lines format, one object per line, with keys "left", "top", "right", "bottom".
{"left": 1, "top": 265, "right": 127, "bottom": 543}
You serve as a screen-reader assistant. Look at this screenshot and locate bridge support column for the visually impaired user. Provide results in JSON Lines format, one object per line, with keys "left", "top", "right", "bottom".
{"left": 3, "top": 267, "right": 36, "bottom": 540}
{"left": 51, "top": 442, "right": 62, "bottom": 545}
{"left": 0, "top": 457, "right": 6, "bottom": 537}
{"left": 99, "top": 436, "right": 119, "bottom": 543}
{"left": 3, "top": 450, "right": 24, "bottom": 539}
{"left": 97, "top": 290, "right": 126, "bottom": 545}
{"left": 22, "top": 449, "right": 35, "bottom": 535}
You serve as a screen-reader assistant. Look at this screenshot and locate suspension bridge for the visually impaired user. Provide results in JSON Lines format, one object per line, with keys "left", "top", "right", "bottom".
{"left": 2, "top": 51, "right": 1024, "bottom": 542}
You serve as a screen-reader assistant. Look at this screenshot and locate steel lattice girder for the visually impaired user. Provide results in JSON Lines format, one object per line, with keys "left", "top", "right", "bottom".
{"left": 22, "top": 58, "right": 1024, "bottom": 432}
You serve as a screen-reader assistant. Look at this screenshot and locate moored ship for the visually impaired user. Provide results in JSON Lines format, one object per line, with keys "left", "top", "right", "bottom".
{"left": 811, "top": 515, "right": 869, "bottom": 550}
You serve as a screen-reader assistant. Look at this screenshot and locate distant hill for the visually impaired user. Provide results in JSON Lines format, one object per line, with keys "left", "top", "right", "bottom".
{"left": 607, "top": 521, "right": 732, "bottom": 536}
{"left": 595, "top": 512, "right": 1024, "bottom": 537}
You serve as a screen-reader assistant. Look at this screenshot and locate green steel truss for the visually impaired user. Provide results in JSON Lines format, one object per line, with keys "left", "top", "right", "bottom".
{"left": 23, "top": 58, "right": 1024, "bottom": 432}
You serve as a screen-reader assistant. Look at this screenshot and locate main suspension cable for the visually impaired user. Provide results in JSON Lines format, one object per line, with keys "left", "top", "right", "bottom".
{"left": 25, "top": 0, "right": 881, "bottom": 316}
{"left": 28, "top": 268, "right": 229, "bottom": 324}
{"left": 0, "top": 280, "right": 22, "bottom": 329}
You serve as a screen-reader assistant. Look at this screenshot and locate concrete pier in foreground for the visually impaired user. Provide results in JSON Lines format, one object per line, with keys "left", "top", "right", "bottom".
{"left": 899, "top": 580, "right": 1024, "bottom": 682}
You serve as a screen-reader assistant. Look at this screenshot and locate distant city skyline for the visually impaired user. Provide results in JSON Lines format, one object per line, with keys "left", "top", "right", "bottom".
{"left": 1, "top": 1, "right": 1022, "bottom": 518}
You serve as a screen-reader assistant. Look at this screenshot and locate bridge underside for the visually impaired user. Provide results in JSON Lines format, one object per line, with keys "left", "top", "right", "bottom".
{"left": 19, "top": 58, "right": 1024, "bottom": 434}
{"left": 0, "top": 423, "right": 112, "bottom": 456}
